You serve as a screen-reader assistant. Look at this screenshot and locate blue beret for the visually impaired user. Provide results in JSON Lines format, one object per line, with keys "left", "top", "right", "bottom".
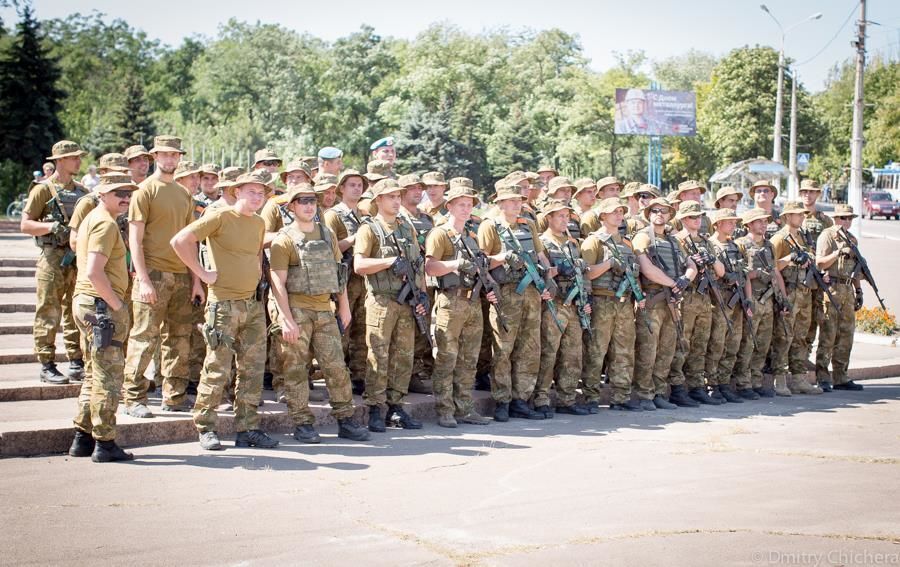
{"left": 369, "top": 136, "right": 395, "bottom": 151}
{"left": 317, "top": 146, "right": 343, "bottom": 160}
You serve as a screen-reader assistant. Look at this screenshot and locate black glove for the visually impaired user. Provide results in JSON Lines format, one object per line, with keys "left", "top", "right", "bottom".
{"left": 741, "top": 298, "right": 752, "bottom": 311}
{"left": 556, "top": 261, "right": 575, "bottom": 279}
{"left": 690, "top": 253, "right": 706, "bottom": 268}
{"left": 504, "top": 251, "right": 524, "bottom": 270}
{"left": 608, "top": 256, "right": 625, "bottom": 275}
{"left": 855, "top": 288, "right": 864, "bottom": 311}
{"left": 674, "top": 275, "right": 690, "bottom": 292}
{"left": 391, "top": 257, "right": 411, "bottom": 277}
{"left": 699, "top": 249, "right": 715, "bottom": 266}
{"left": 790, "top": 250, "right": 810, "bottom": 266}
{"left": 456, "top": 258, "right": 477, "bottom": 276}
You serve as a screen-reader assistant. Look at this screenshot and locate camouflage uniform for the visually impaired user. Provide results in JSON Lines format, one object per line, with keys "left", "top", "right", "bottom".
{"left": 400, "top": 207, "right": 435, "bottom": 382}
{"left": 427, "top": 225, "right": 484, "bottom": 418}
{"left": 815, "top": 226, "right": 858, "bottom": 386}
{"left": 359, "top": 217, "right": 422, "bottom": 409}
{"left": 633, "top": 227, "right": 685, "bottom": 399}
{"left": 328, "top": 202, "right": 368, "bottom": 383}
{"left": 734, "top": 235, "right": 777, "bottom": 390}
{"left": 802, "top": 211, "right": 833, "bottom": 353}
{"left": 770, "top": 226, "right": 815, "bottom": 383}
{"left": 478, "top": 218, "right": 544, "bottom": 404}
{"left": 534, "top": 231, "right": 586, "bottom": 409}
{"left": 669, "top": 232, "right": 713, "bottom": 392}
{"left": 24, "top": 177, "right": 86, "bottom": 366}
{"left": 705, "top": 238, "right": 747, "bottom": 388}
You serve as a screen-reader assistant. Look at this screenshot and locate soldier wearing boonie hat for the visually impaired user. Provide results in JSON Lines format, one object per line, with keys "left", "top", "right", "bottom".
{"left": 537, "top": 176, "right": 583, "bottom": 239}
{"left": 123, "top": 144, "right": 153, "bottom": 184}
{"left": 67, "top": 172, "right": 140, "bottom": 462}
{"left": 96, "top": 153, "right": 130, "bottom": 175}
{"left": 21, "top": 140, "right": 90, "bottom": 384}
{"left": 120, "top": 135, "right": 197, "bottom": 419}
{"left": 252, "top": 148, "right": 282, "bottom": 175}
{"left": 669, "top": 200, "right": 727, "bottom": 406}
{"left": 749, "top": 179, "right": 782, "bottom": 239}
{"left": 732, "top": 207, "right": 785, "bottom": 399}
{"left": 571, "top": 178, "right": 598, "bottom": 217}
{"left": 814, "top": 204, "right": 863, "bottom": 392}
{"left": 713, "top": 186, "right": 742, "bottom": 210}
{"left": 630, "top": 196, "right": 700, "bottom": 409}
{"left": 595, "top": 176, "right": 623, "bottom": 199}
{"left": 397, "top": 173, "right": 436, "bottom": 394}
{"left": 365, "top": 159, "right": 391, "bottom": 184}
{"left": 421, "top": 171, "right": 449, "bottom": 217}
{"left": 580, "top": 196, "right": 642, "bottom": 411}
{"left": 313, "top": 174, "right": 339, "bottom": 210}
{"left": 533, "top": 199, "right": 592, "bottom": 417}
{"left": 768, "top": 201, "right": 823, "bottom": 396}
{"left": 172, "top": 168, "right": 278, "bottom": 451}
{"left": 796, "top": 178, "right": 833, "bottom": 360}
{"left": 369, "top": 136, "right": 396, "bottom": 166}
{"left": 703, "top": 208, "right": 750, "bottom": 403}
{"left": 197, "top": 163, "right": 221, "bottom": 205}
{"left": 536, "top": 165, "right": 558, "bottom": 186}
{"left": 317, "top": 147, "right": 344, "bottom": 176}
{"left": 320, "top": 168, "right": 371, "bottom": 392}
{"left": 279, "top": 160, "right": 312, "bottom": 189}
{"left": 265, "top": 183, "right": 371, "bottom": 444}
{"left": 353, "top": 178, "right": 427, "bottom": 432}
{"left": 174, "top": 160, "right": 202, "bottom": 196}
{"left": 422, "top": 185, "right": 493, "bottom": 427}
{"left": 476, "top": 185, "right": 554, "bottom": 422}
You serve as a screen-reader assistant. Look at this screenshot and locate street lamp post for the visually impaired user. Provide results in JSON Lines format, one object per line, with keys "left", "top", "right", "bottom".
{"left": 760, "top": 5, "right": 822, "bottom": 191}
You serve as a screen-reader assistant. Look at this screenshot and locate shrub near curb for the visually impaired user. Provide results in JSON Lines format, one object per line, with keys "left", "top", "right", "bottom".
{"left": 855, "top": 307, "right": 897, "bottom": 336}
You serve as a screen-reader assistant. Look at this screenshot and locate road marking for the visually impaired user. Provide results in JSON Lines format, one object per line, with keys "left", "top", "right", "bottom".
{"left": 861, "top": 232, "right": 900, "bottom": 242}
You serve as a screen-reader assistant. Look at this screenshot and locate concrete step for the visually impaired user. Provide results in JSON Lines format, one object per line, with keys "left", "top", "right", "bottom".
{"left": 0, "top": 258, "right": 35, "bottom": 268}
{"left": 0, "top": 276, "right": 36, "bottom": 293}
{"left": 0, "top": 335, "right": 65, "bottom": 365}
{"left": 0, "top": 267, "right": 35, "bottom": 278}
{"left": 0, "top": 293, "right": 36, "bottom": 313}
{"left": 0, "top": 311, "right": 36, "bottom": 335}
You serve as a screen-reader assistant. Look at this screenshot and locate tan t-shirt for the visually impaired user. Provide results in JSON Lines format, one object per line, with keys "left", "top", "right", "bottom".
{"left": 323, "top": 208, "right": 349, "bottom": 241}
{"left": 186, "top": 207, "right": 265, "bottom": 302}
{"left": 23, "top": 178, "right": 79, "bottom": 221}
{"left": 477, "top": 217, "right": 545, "bottom": 256}
{"left": 425, "top": 224, "right": 463, "bottom": 261}
{"left": 129, "top": 176, "right": 194, "bottom": 273}
{"left": 260, "top": 194, "right": 289, "bottom": 233}
{"left": 270, "top": 224, "right": 341, "bottom": 311}
{"left": 68, "top": 194, "right": 99, "bottom": 231}
{"left": 355, "top": 217, "right": 417, "bottom": 258}
{"left": 74, "top": 207, "right": 129, "bottom": 300}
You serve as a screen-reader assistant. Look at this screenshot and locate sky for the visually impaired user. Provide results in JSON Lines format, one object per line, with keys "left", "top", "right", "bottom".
{"left": 5, "top": 0, "right": 900, "bottom": 92}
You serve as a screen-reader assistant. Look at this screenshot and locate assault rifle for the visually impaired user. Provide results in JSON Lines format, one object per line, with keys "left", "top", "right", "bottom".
{"left": 390, "top": 233, "right": 433, "bottom": 348}
{"left": 455, "top": 235, "right": 509, "bottom": 333}
{"left": 785, "top": 233, "right": 840, "bottom": 316}
{"left": 498, "top": 225, "right": 563, "bottom": 332}
{"left": 837, "top": 227, "right": 887, "bottom": 310}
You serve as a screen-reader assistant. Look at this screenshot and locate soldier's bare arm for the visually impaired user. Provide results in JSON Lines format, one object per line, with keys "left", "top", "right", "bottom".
{"left": 85, "top": 251, "right": 125, "bottom": 312}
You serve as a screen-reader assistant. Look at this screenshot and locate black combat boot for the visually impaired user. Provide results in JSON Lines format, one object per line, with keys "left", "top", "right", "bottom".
{"left": 293, "top": 424, "right": 321, "bottom": 444}
{"left": 508, "top": 399, "right": 545, "bottom": 420}
{"left": 753, "top": 386, "right": 776, "bottom": 398}
{"left": 338, "top": 417, "right": 371, "bottom": 441}
{"left": 386, "top": 405, "right": 423, "bottom": 429}
{"left": 367, "top": 406, "right": 386, "bottom": 432}
{"left": 653, "top": 395, "right": 678, "bottom": 409}
{"left": 67, "top": 359, "right": 85, "bottom": 382}
{"left": 611, "top": 399, "right": 643, "bottom": 412}
{"left": 39, "top": 363, "right": 68, "bottom": 385}
{"left": 668, "top": 385, "right": 699, "bottom": 407}
{"left": 534, "top": 404, "right": 555, "bottom": 418}
{"left": 493, "top": 402, "right": 510, "bottom": 422}
{"left": 235, "top": 430, "right": 279, "bottom": 448}
{"left": 689, "top": 387, "right": 724, "bottom": 405}
{"left": 91, "top": 440, "right": 134, "bottom": 463}
{"left": 833, "top": 380, "right": 863, "bottom": 391}
{"left": 718, "top": 384, "right": 744, "bottom": 403}
{"left": 737, "top": 387, "right": 760, "bottom": 400}
{"left": 68, "top": 430, "right": 95, "bottom": 457}
{"left": 555, "top": 404, "right": 588, "bottom": 416}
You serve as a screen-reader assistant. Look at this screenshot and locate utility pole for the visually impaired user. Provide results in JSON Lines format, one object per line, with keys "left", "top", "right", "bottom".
{"left": 788, "top": 67, "right": 799, "bottom": 199}
{"left": 773, "top": 47, "right": 785, "bottom": 165}
{"left": 849, "top": 0, "right": 866, "bottom": 236}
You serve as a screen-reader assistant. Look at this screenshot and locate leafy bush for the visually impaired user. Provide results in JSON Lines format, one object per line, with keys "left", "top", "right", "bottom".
{"left": 855, "top": 307, "right": 897, "bottom": 336}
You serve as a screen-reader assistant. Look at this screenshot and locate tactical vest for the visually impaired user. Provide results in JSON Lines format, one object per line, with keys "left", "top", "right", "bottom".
{"left": 281, "top": 223, "right": 343, "bottom": 296}
{"left": 776, "top": 228, "right": 807, "bottom": 288}
{"left": 641, "top": 227, "right": 683, "bottom": 284}
{"left": 801, "top": 212, "right": 829, "bottom": 251}
{"left": 38, "top": 181, "right": 87, "bottom": 247}
{"left": 722, "top": 240, "right": 748, "bottom": 289}
{"left": 826, "top": 227, "right": 858, "bottom": 280}
{"left": 676, "top": 233, "right": 713, "bottom": 293}
{"left": 430, "top": 225, "right": 478, "bottom": 291}
{"left": 193, "top": 198, "right": 207, "bottom": 221}
{"left": 491, "top": 219, "right": 536, "bottom": 285}
{"left": 740, "top": 236, "right": 776, "bottom": 297}
{"left": 592, "top": 233, "right": 637, "bottom": 296}
{"left": 541, "top": 233, "right": 581, "bottom": 300}
{"left": 362, "top": 217, "right": 420, "bottom": 297}
{"left": 765, "top": 214, "right": 781, "bottom": 241}
{"left": 565, "top": 213, "right": 582, "bottom": 241}
{"left": 403, "top": 209, "right": 433, "bottom": 252}
{"left": 333, "top": 202, "right": 363, "bottom": 236}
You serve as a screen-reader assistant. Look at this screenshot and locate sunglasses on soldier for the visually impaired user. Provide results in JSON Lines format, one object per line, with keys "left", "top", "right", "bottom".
{"left": 292, "top": 196, "right": 317, "bottom": 205}
{"left": 636, "top": 193, "right": 654, "bottom": 200}
{"left": 649, "top": 208, "right": 668, "bottom": 215}
{"left": 260, "top": 160, "right": 281, "bottom": 167}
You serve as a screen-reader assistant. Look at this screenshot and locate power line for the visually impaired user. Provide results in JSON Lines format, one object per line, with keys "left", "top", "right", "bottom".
{"left": 795, "top": 1, "right": 860, "bottom": 67}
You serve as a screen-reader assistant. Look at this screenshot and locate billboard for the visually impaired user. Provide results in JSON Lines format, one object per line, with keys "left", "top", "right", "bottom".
{"left": 614, "top": 88, "right": 696, "bottom": 137}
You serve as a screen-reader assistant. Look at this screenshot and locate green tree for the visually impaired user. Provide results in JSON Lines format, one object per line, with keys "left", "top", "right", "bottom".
{"left": 393, "top": 101, "right": 476, "bottom": 181}
{"left": 116, "top": 75, "right": 155, "bottom": 148}
{"left": 0, "top": 4, "right": 64, "bottom": 204}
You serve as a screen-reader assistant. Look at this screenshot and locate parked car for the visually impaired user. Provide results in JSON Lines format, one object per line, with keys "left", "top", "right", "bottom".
{"left": 863, "top": 191, "right": 899, "bottom": 220}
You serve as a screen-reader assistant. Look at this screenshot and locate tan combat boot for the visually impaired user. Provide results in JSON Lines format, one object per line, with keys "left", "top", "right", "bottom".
{"left": 789, "top": 374, "right": 823, "bottom": 395}
{"left": 774, "top": 375, "right": 792, "bottom": 397}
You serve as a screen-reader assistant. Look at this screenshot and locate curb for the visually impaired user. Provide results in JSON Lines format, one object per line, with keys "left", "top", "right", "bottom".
{"left": 854, "top": 332, "right": 897, "bottom": 347}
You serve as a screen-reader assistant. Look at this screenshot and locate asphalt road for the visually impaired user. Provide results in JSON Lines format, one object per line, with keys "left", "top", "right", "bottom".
{"left": 1, "top": 379, "right": 899, "bottom": 566}
{"left": 856, "top": 218, "right": 900, "bottom": 311}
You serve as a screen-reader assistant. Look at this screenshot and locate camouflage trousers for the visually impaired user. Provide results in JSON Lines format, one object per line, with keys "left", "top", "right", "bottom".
{"left": 816, "top": 283, "right": 856, "bottom": 385}
{"left": 431, "top": 290, "right": 482, "bottom": 417}
{"left": 735, "top": 294, "right": 774, "bottom": 389}
{"left": 34, "top": 245, "right": 82, "bottom": 363}
{"left": 277, "top": 306, "right": 354, "bottom": 424}
{"left": 266, "top": 294, "right": 286, "bottom": 391}
{"left": 123, "top": 269, "right": 192, "bottom": 407}
{"left": 489, "top": 284, "right": 541, "bottom": 403}
{"left": 71, "top": 294, "right": 130, "bottom": 441}
{"left": 364, "top": 293, "right": 414, "bottom": 408}
{"left": 806, "top": 288, "right": 825, "bottom": 355}
{"left": 411, "top": 288, "right": 435, "bottom": 379}
{"left": 669, "top": 291, "right": 712, "bottom": 390}
{"left": 476, "top": 298, "right": 493, "bottom": 377}
{"left": 705, "top": 302, "right": 744, "bottom": 386}
{"left": 189, "top": 293, "right": 206, "bottom": 383}
{"left": 343, "top": 275, "right": 368, "bottom": 383}
{"left": 772, "top": 286, "right": 813, "bottom": 377}
{"left": 583, "top": 295, "right": 636, "bottom": 405}
{"left": 633, "top": 295, "right": 678, "bottom": 399}
{"left": 193, "top": 298, "right": 266, "bottom": 433}
{"left": 534, "top": 302, "right": 582, "bottom": 408}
